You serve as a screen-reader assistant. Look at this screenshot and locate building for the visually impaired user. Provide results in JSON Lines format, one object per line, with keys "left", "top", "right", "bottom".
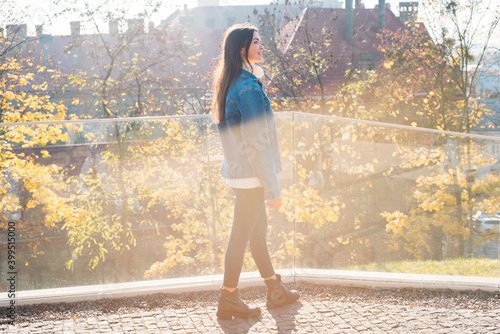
{"left": 3, "top": 18, "right": 189, "bottom": 118}
{"left": 471, "top": 66, "right": 500, "bottom": 172}
{"left": 273, "top": 0, "right": 414, "bottom": 97}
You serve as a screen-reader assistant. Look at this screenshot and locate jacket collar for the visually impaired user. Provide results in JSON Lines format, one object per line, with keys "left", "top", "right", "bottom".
{"left": 240, "top": 69, "right": 263, "bottom": 88}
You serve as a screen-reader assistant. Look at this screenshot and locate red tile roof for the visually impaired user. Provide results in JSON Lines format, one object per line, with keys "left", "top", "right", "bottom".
{"left": 273, "top": 6, "right": 406, "bottom": 97}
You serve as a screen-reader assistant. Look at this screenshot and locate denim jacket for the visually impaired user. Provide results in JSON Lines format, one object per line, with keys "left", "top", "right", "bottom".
{"left": 217, "top": 69, "right": 282, "bottom": 200}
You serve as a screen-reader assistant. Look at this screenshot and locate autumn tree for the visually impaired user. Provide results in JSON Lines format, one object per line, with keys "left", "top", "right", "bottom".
{"left": 256, "top": 5, "right": 340, "bottom": 115}
{"left": 0, "top": 1, "right": 84, "bottom": 289}
{"left": 427, "top": 0, "right": 500, "bottom": 256}
{"left": 376, "top": 0, "right": 500, "bottom": 259}
{"left": 383, "top": 137, "right": 500, "bottom": 259}
{"left": 65, "top": 2, "right": 187, "bottom": 118}
{"left": 420, "top": 0, "right": 500, "bottom": 134}
{"left": 57, "top": 0, "right": 197, "bottom": 274}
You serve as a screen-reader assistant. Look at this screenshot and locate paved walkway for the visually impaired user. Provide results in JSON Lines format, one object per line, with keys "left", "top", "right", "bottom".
{"left": 2, "top": 283, "right": 500, "bottom": 333}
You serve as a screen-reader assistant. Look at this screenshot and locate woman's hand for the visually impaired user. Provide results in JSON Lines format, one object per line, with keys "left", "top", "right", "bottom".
{"left": 267, "top": 197, "right": 282, "bottom": 210}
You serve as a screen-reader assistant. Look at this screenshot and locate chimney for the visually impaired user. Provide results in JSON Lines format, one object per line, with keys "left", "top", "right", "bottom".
{"left": 109, "top": 20, "right": 119, "bottom": 35}
{"left": 35, "top": 25, "right": 43, "bottom": 37}
{"left": 70, "top": 21, "right": 80, "bottom": 37}
{"left": 378, "top": 0, "right": 386, "bottom": 32}
{"left": 344, "top": 0, "right": 353, "bottom": 43}
{"left": 399, "top": 1, "right": 419, "bottom": 23}
{"left": 148, "top": 21, "right": 155, "bottom": 33}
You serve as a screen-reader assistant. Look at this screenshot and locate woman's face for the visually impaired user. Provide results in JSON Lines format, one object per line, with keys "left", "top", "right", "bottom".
{"left": 242, "top": 31, "right": 264, "bottom": 64}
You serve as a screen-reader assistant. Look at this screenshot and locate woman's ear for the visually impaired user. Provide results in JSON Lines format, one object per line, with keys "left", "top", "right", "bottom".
{"left": 240, "top": 47, "right": 245, "bottom": 58}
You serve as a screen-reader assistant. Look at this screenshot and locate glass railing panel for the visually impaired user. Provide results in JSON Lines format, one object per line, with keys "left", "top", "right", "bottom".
{"left": 207, "top": 112, "right": 295, "bottom": 278}
{"left": 270, "top": 112, "right": 295, "bottom": 272}
{"left": 0, "top": 116, "right": 211, "bottom": 290}
{"left": 206, "top": 120, "right": 232, "bottom": 278}
{"left": 2, "top": 112, "right": 499, "bottom": 295}
{"left": 293, "top": 113, "right": 500, "bottom": 277}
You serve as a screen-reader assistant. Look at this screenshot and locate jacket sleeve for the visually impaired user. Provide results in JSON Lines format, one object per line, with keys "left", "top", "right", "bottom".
{"left": 237, "top": 86, "right": 281, "bottom": 201}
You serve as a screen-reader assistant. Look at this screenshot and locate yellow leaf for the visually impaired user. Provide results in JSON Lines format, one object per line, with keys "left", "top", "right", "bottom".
{"left": 4, "top": 91, "right": 15, "bottom": 100}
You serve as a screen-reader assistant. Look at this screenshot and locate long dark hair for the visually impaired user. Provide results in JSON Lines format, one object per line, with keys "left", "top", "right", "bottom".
{"left": 212, "top": 23, "right": 257, "bottom": 124}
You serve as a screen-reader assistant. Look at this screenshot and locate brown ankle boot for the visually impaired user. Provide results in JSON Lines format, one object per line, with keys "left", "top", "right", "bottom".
{"left": 216, "top": 288, "right": 261, "bottom": 320}
{"left": 265, "top": 274, "right": 300, "bottom": 309}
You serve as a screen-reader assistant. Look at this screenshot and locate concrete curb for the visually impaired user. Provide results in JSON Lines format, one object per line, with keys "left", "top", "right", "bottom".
{"left": 293, "top": 268, "right": 500, "bottom": 292}
{"left": 1, "top": 268, "right": 498, "bottom": 307}
{"left": 0, "top": 269, "right": 295, "bottom": 307}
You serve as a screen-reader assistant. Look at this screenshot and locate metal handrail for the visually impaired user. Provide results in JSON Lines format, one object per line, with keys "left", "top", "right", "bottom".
{"left": 1, "top": 111, "right": 499, "bottom": 142}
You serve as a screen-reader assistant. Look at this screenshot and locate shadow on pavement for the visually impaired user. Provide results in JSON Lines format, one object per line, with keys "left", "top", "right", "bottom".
{"left": 268, "top": 301, "right": 302, "bottom": 334}
{"left": 217, "top": 315, "right": 261, "bottom": 334}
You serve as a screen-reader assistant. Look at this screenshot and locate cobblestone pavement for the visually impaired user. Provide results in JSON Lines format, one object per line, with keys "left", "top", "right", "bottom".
{"left": 2, "top": 282, "right": 500, "bottom": 333}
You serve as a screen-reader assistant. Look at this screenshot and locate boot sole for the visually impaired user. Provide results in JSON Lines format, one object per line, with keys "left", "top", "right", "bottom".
{"left": 217, "top": 309, "right": 261, "bottom": 320}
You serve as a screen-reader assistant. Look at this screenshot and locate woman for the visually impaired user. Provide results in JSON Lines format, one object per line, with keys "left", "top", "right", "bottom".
{"left": 212, "top": 23, "right": 300, "bottom": 320}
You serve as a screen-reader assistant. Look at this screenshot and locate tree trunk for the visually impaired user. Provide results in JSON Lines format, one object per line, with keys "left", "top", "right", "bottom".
{"left": 452, "top": 167, "right": 465, "bottom": 257}
{"left": 429, "top": 224, "right": 443, "bottom": 260}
